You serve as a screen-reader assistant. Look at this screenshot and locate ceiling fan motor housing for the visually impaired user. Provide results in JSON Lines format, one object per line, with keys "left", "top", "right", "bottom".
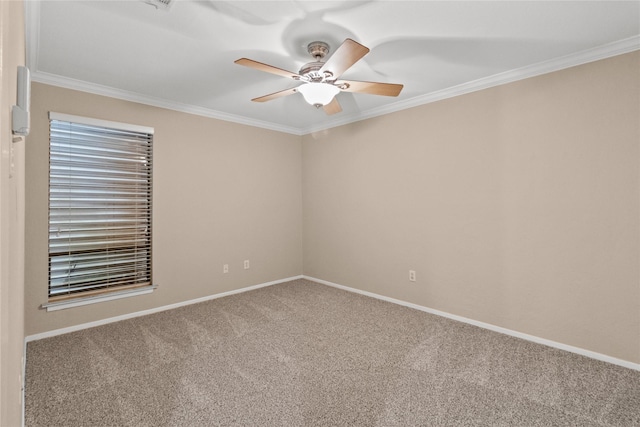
{"left": 299, "top": 41, "right": 334, "bottom": 82}
{"left": 299, "top": 61, "right": 330, "bottom": 82}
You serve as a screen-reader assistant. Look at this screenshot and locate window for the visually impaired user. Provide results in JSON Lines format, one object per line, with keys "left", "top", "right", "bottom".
{"left": 47, "top": 113, "right": 154, "bottom": 309}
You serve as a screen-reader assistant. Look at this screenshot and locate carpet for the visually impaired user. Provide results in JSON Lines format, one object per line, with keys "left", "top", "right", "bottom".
{"left": 25, "top": 279, "right": 640, "bottom": 426}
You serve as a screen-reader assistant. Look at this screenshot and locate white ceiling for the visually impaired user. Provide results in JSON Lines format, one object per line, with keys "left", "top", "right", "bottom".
{"left": 27, "top": 1, "right": 640, "bottom": 135}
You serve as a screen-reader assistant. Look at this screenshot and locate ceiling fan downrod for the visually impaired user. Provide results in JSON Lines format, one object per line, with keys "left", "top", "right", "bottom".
{"left": 299, "top": 41, "right": 334, "bottom": 83}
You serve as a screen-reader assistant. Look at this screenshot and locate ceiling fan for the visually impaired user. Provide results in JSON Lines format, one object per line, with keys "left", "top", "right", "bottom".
{"left": 234, "top": 39, "right": 403, "bottom": 115}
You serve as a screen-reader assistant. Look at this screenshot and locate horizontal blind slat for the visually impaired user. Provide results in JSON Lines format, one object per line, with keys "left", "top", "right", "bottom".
{"left": 50, "top": 265, "right": 150, "bottom": 284}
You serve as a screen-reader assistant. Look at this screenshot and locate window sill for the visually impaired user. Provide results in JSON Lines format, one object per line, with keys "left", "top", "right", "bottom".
{"left": 41, "top": 285, "right": 157, "bottom": 311}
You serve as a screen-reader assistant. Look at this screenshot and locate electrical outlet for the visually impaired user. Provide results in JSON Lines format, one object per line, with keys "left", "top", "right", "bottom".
{"left": 409, "top": 270, "right": 416, "bottom": 282}
{"left": 244, "top": 260, "right": 250, "bottom": 269}
{"left": 223, "top": 264, "right": 229, "bottom": 274}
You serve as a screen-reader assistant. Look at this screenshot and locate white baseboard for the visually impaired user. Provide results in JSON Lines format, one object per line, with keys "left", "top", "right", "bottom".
{"left": 24, "top": 275, "right": 303, "bottom": 343}
{"left": 23, "top": 272, "right": 640, "bottom": 371}
{"left": 303, "top": 275, "right": 640, "bottom": 372}
{"left": 19, "top": 272, "right": 638, "bottom": 425}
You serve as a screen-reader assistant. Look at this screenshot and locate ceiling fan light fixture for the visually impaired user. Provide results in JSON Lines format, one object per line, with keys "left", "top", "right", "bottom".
{"left": 297, "top": 83, "right": 340, "bottom": 107}
{"left": 235, "top": 39, "right": 402, "bottom": 114}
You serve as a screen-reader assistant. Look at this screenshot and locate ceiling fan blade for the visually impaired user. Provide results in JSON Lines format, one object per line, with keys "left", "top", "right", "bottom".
{"left": 251, "top": 86, "right": 299, "bottom": 102}
{"left": 323, "top": 97, "right": 342, "bottom": 115}
{"left": 319, "top": 38, "right": 369, "bottom": 80}
{"left": 235, "top": 58, "right": 301, "bottom": 79}
{"left": 337, "top": 79, "right": 403, "bottom": 97}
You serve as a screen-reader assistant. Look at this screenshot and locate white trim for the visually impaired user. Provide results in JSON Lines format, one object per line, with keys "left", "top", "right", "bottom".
{"left": 24, "top": 275, "right": 303, "bottom": 342}
{"left": 303, "top": 275, "right": 640, "bottom": 372}
{"left": 43, "top": 286, "right": 157, "bottom": 312}
{"left": 25, "top": 0, "right": 301, "bottom": 134}
{"left": 23, "top": 273, "right": 640, "bottom": 368}
{"left": 25, "top": 2, "right": 639, "bottom": 138}
{"left": 49, "top": 111, "right": 154, "bottom": 135}
{"left": 300, "top": 36, "right": 640, "bottom": 135}
{"left": 33, "top": 71, "right": 304, "bottom": 136}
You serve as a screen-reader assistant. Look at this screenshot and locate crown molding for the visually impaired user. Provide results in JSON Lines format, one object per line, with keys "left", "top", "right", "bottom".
{"left": 299, "top": 35, "right": 640, "bottom": 135}
{"left": 30, "top": 71, "right": 304, "bottom": 135}
{"left": 25, "top": 1, "right": 304, "bottom": 135}
{"left": 26, "top": 0, "right": 639, "bottom": 139}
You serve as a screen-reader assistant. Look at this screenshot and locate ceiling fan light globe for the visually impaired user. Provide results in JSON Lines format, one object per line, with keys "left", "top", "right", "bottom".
{"left": 298, "top": 83, "right": 340, "bottom": 106}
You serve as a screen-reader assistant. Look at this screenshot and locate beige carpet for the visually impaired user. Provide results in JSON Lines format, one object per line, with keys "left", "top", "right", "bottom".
{"left": 25, "top": 279, "right": 640, "bottom": 426}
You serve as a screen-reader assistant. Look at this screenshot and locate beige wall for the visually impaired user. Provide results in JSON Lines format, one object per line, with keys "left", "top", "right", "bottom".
{"left": 0, "top": 0, "right": 26, "bottom": 424}
{"left": 25, "top": 84, "right": 303, "bottom": 335}
{"left": 303, "top": 52, "right": 640, "bottom": 364}
{"left": 23, "top": 51, "right": 639, "bottom": 368}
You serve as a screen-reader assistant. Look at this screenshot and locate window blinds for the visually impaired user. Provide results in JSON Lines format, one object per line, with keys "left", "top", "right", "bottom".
{"left": 48, "top": 113, "right": 153, "bottom": 301}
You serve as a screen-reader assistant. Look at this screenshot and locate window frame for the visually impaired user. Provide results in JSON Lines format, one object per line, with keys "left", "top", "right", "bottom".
{"left": 43, "top": 112, "right": 155, "bottom": 311}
